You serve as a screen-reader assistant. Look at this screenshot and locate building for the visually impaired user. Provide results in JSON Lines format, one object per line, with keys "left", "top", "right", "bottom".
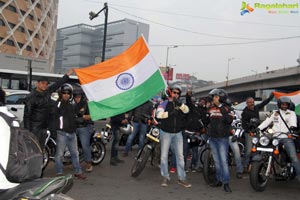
{"left": 0, "top": 0, "right": 58, "bottom": 72}
{"left": 55, "top": 18, "right": 149, "bottom": 74}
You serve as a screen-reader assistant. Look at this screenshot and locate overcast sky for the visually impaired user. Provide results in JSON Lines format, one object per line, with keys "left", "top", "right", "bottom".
{"left": 58, "top": 0, "right": 300, "bottom": 83}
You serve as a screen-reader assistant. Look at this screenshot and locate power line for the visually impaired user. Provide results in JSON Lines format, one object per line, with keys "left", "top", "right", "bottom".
{"left": 110, "top": 7, "right": 300, "bottom": 41}
{"left": 89, "top": 1, "right": 300, "bottom": 29}
{"left": 106, "top": 34, "right": 300, "bottom": 47}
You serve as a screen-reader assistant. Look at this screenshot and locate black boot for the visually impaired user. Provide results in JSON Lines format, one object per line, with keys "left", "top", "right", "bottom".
{"left": 209, "top": 181, "right": 222, "bottom": 187}
{"left": 223, "top": 183, "right": 232, "bottom": 193}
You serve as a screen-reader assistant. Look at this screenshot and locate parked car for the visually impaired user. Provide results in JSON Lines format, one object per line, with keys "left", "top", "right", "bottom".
{"left": 233, "top": 101, "right": 278, "bottom": 121}
{"left": 5, "top": 90, "right": 59, "bottom": 125}
{"left": 5, "top": 90, "right": 30, "bottom": 123}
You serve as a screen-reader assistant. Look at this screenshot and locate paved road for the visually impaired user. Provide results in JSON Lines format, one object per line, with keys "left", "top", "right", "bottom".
{"left": 43, "top": 144, "right": 299, "bottom": 200}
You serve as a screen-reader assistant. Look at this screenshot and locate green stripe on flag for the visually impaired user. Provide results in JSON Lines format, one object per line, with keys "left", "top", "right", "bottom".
{"left": 88, "top": 70, "right": 165, "bottom": 120}
{"left": 295, "top": 105, "right": 300, "bottom": 115}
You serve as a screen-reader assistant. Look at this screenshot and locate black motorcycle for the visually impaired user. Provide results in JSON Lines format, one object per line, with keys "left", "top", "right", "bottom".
{"left": 249, "top": 129, "right": 299, "bottom": 191}
{"left": 131, "top": 117, "right": 160, "bottom": 177}
{"left": 0, "top": 174, "right": 73, "bottom": 200}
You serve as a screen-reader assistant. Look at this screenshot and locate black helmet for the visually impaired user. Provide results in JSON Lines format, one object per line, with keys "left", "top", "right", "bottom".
{"left": 59, "top": 83, "right": 73, "bottom": 99}
{"left": 73, "top": 83, "right": 84, "bottom": 96}
{"left": 249, "top": 118, "right": 260, "bottom": 130}
{"left": 277, "top": 96, "right": 291, "bottom": 108}
{"left": 208, "top": 88, "right": 228, "bottom": 103}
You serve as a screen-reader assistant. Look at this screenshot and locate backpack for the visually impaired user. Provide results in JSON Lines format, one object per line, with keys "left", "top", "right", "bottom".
{"left": 0, "top": 112, "right": 43, "bottom": 183}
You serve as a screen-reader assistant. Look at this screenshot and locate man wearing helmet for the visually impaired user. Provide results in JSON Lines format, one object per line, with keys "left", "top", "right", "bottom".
{"left": 156, "top": 85, "right": 191, "bottom": 188}
{"left": 53, "top": 83, "right": 87, "bottom": 180}
{"left": 207, "top": 88, "right": 234, "bottom": 192}
{"left": 73, "top": 84, "right": 94, "bottom": 172}
{"left": 24, "top": 69, "right": 74, "bottom": 149}
{"left": 258, "top": 96, "right": 300, "bottom": 181}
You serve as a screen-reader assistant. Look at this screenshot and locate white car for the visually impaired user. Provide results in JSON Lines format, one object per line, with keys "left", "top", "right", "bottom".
{"left": 5, "top": 90, "right": 30, "bottom": 123}
{"left": 233, "top": 100, "right": 278, "bottom": 121}
{"left": 5, "top": 90, "right": 60, "bottom": 124}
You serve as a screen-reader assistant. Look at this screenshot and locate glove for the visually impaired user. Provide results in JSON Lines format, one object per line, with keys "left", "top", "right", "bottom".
{"left": 173, "top": 98, "right": 182, "bottom": 107}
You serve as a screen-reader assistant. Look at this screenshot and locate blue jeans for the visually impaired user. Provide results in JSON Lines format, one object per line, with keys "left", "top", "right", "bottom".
{"left": 209, "top": 137, "right": 230, "bottom": 184}
{"left": 77, "top": 125, "right": 93, "bottom": 162}
{"left": 243, "top": 132, "right": 252, "bottom": 167}
{"left": 55, "top": 130, "right": 82, "bottom": 174}
{"left": 124, "top": 122, "right": 147, "bottom": 153}
{"left": 160, "top": 130, "right": 186, "bottom": 181}
{"left": 111, "top": 127, "right": 120, "bottom": 159}
{"left": 229, "top": 136, "right": 243, "bottom": 173}
{"left": 170, "top": 131, "right": 188, "bottom": 168}
{"left": 280, "top": 138, "right": 300, "bottom": 177}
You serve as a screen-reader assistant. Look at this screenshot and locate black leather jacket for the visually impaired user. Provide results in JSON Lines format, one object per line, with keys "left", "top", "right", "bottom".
{"left": 23, "top": 75, "right": 69, "bottom": 133}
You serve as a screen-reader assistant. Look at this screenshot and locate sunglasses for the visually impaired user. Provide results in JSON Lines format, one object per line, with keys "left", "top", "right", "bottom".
{"left": 172, "top": 91, "right": 180, "bottom": 95}
{"left": 62, "top": 92, "right": 71, "bottom": 95}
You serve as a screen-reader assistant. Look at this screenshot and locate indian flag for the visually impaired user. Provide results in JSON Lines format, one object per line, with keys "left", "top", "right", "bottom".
{"left": 273, "top": 91, "right": 300, "bottom": 115}
{"left": 75, "top": 36, "right": 166, "bottom": 120}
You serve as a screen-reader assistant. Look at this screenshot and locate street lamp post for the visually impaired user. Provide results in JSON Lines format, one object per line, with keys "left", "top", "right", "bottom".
{"left": 89, "top": 2, "right": 108, "bottom": 62}
{"left": 226, "top": 57, "right": 235, "bottom": 87}
{"left": 165, "top": 45, "right": 178, "bottom": 84}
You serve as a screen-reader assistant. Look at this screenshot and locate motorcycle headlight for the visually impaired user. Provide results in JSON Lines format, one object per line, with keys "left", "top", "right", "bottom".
{"left": 272, "top": 139, "right": 279, "bottom": 146}
{"left": 95, "top": 132, "right": 102, "bottom": 138}
{"left": 151, "top": 128, "right": 160, "bottom": 137}
{"left": 259, "top": 136, "right": 270, "bottom": 146}
{"left": 252, "top": 137, "right": 259, "bottom": 145}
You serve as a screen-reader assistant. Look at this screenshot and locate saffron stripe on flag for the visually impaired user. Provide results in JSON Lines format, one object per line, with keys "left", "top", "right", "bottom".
{"left": 75, "top": 37, "right": 149, "bottom": 84}
{"left": 87, "top": 70, "right": 165, "bottom": 120}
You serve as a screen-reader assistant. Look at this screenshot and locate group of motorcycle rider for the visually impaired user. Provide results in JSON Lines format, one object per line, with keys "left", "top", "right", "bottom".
{"left": 1, "top": 70, "right": 300, "bottom": 194}
{"left": 153, "top": 85, "right": 300, "bottom": 192}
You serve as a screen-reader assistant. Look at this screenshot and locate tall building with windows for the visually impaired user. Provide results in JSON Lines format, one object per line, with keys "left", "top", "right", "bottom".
{"left": 0, "top": 0, "right": 58, "bottom": 72}
{"left": 55, "top": 18, "right": 149, "bottom": 74}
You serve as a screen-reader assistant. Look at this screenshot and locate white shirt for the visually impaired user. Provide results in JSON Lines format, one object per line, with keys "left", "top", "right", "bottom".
{"left": 0, "top": 106, "right": 19, "bottom": 189}
{"left": 258, "top": 109, "right": 297, "bottom": 138}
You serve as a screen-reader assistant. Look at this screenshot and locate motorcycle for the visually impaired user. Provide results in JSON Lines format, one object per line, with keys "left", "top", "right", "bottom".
{"left": 0, "top": 174, "right": 73, "bottom": 200}
{"left": 42, "top": 125, "right": 111, "bottom": 170}
{"left": 131, "top": 116, "right": 160, "bottom": 177}
{"left": 249, "top": 129, "right": 299, "bottom": 192}
{"left": 202, "top": 118, "right": 245, "bottom": 185}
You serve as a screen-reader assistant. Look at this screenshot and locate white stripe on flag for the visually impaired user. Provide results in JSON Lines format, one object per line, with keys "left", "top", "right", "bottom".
{"left": 82, "top": 53, "right": 158, "bottom": 102}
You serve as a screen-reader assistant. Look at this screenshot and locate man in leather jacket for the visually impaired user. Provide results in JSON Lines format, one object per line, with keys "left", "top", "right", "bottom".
{"left": 241, "top": 92, "right": 274, "bottom": 171}
{"left": 23, "top": 69, "right": 74, "bottom": 149}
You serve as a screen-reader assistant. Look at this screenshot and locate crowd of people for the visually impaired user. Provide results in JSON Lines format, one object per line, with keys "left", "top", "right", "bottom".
{"left": 1, "top": 71, "right": 300, "bottom": 194}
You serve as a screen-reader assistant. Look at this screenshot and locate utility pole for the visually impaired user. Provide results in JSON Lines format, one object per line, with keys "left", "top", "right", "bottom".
{"left": 226, "top": 57, "right": 234, "bottom": 87}
{"left": 89, "top": 2, "right": 108, "bottom": 62}
{"left": 165, "top": 46, "right": 178, "bottom": 85}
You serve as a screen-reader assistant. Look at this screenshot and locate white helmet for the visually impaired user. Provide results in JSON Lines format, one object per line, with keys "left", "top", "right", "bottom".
{"left": 119, "top": 124, "right": 133, "bottom": 134}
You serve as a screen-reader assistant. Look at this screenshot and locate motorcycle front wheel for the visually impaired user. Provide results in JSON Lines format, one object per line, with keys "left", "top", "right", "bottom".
{"left": 203, "top": 149, "right": 217, "bottom": 185}
{"left": 250, "top": 160, "right": 269, "bottom": 192}
{"left": 91, "top": 141, "right": 106, "bottom": 165}
{"left": 131, "top": 144, "right": 152, "bottom": 177}
{"left": 42, "top": 146, "right": 50, "bottom": 170}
